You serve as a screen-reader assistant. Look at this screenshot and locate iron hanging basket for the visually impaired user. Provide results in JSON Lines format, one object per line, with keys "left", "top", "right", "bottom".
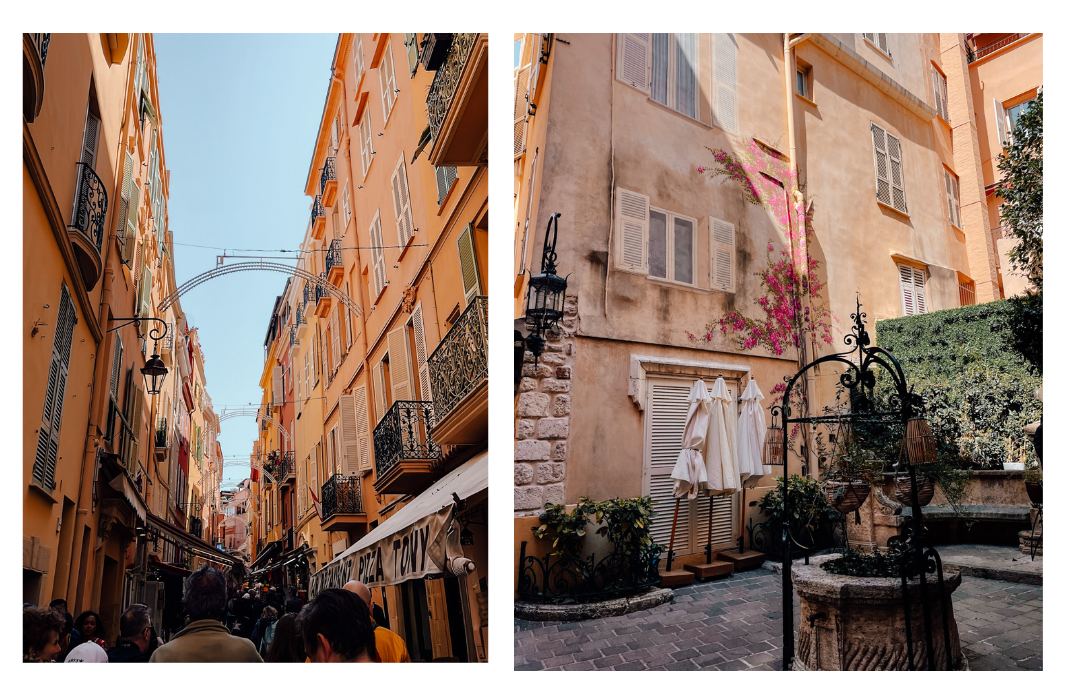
{"left": 895, "top": 474, "right": 935, "bottom": 507}
{"left": 824, "top": 479, "right": 871, "bottom": 514}
{"left": 764, "top": 425, "right": 785, "bottom": 469}
{"left": 901, "top": 416, "right": 937, "bottom": 467}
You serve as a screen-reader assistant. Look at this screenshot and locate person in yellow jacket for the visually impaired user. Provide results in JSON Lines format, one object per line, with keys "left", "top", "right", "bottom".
{"left": 343, "top": 581, "right": 410, "bottom": 662}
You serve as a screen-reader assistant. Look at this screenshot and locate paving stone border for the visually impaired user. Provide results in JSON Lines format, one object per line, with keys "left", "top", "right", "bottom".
{"left": 515, "top": 587, "right": 675, "bottom": 622}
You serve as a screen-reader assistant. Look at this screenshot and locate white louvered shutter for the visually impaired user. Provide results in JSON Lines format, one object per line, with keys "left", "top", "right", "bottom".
{"left": 354, "top": 384, "right": 371, "bottom": 473}
{"left": 273, "top": 365, "right": 284, "bottom": 406}
{"left": 387, "top": 325, "right": 414, "bottom": 403}
{"left": 411, "top": 303, "right": 431, "bottom": 402}
{"left": 932, "top": 69, "right": 949, "bottom": 122}
{"left": 615, "top": 188, "right": 649, "bottom": 273}
{"left": 319, "top": 329, "right": 328, "bottom": 384}
{"left": 303, "top": 350, "right": 310, "bottom": 401}
{"left": 81, "top": 112, "right": 100, "bottom": 168}
{"left": 133, "top": 244, "right": 144, "bottom": 313}
{"left": 129, "top": 386, "right": 144, "bottom": 475}
{"left": 912, "top": 267, "right": 927, "bottom": 314}
{"left": 331, "top": 119, "right": 339, "bottom": 151}
{"left": 646, "top": 382, "right": 692, "bottom": 556}
{"left": 339, "top": 394, "right": 360, "bottom": 475}
{"left": 117, "top": 151, "right": 134, "bottom": 242}
{"left": 310, "top": 444, "right": 319, "bottom": 490}
{"left": 514, "top": 65, "right": 530, "bottom": 157}
{"left": 878, "top": 34, "right": 889, "bottom": 55}
{"left": 139, "top": 263, "right": 152, "bottom": 319}
{"left": 457, "top": 225, "right": 481, "bottom": 305}
{"left": 994, "top": 99, "right": 1008, "bottom": 144}
{"left": 370, "top": 213, "right": 386, "bottom": 294}
{"left": 309, "top": 338, "right": 317, "bottom": 382}
{"left": 712, "top": 34, "right": 738, "bottom": 133}
{"left": 391, "top": 156, "right": 414, "bottom": 247}
{"left": 886, "top": 132, "right": 906, "bottom": 213}
{"left": 33, "top": 286, "right": 77, "bottom": 488}
{"left": 871, "top": 124, "right": 890, "bottom": 207}
{"left": 109, "top": 336, "right": 123, "bottom": 401}
{"left": 899, "top": 264, "right": 928, "bottom": 316}
{"left": 617, "top": 34, "right": 650, "bottom": 92}
{"left": 372, "top": 363, "right": 387, "bottom": 422}
{"left": 709, "top": 217, "right": 736, "bottom": 291}
{"left": 353, "top": 36, "right": 363, "bottom": 87}
{"left": 945, "top": 168, "right": 961, "bottom": 228}
{"left": 361, "top": 110, "right": 373, "bottom": 177}
{"left": 931, "top": 69, "right": 942, "bottom": 118}
{"left": 380, "top": 45, "right": 396, "bottom": 122}
{"left": 330, "top": 313, "right": 342, "bottom": 370}
{"left": 694, "top": 490, "right": 734, "bottom": 550}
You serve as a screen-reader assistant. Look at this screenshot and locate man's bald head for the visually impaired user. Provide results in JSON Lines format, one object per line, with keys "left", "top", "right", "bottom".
{"left": 343, "top": 581, "right": 372, "bottom": 611}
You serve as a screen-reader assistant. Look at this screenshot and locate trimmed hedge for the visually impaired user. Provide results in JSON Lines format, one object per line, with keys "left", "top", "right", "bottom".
{"left": 875, "top": 293, "right": 1042, "bottom": 470}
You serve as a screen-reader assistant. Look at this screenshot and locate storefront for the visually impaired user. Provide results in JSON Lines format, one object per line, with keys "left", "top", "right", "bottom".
{"left": 310, "top": 452, "right": 488, "bottom": 662}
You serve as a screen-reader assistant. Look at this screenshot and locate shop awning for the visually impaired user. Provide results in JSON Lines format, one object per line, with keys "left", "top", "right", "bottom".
{"left": 108, "top": 474, "right": 147, "bottom": 524}
{"left": 311, "top": 451, "right": 487, "bottom": 594}
{"left": 147, "top": 512, "right": 245, "bottom": 569}
{"left": 251, "top": 540, "right": 282, "bottom": 571}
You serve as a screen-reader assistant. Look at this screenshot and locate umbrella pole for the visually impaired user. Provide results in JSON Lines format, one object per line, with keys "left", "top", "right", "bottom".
{"left": 738, "top": 483, "right": 747, "bottom": 554}
{"left": 667, "top": 497, "right": 681, "bottom": 572}
{"left": 706, "top": 496, "right": 715, "bottom": 562}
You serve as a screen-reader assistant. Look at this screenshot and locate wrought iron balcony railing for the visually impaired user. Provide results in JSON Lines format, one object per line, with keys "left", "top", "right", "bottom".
{"left": 325, "top": 238, "right": 343, "bottom": 276}
{"left": 321, "top": 474, "right": 364, "bottom": 519}
{"left": 426, "top": 33, "right": 479, "bottom": 145}
{"left": 373, "top": 401, "right": 441, "bottom": 479}
{"left": 428, "top": 295, "right": 488, "bottom": 427}
{"left": 315, "top": 275, "right": 328, "bottom": 304}
{"left": 69, "top": 161, "right": 108, "bottom": 253}
{"left": 968, "top": 33, "right": 1029, "bottom": 63}
{"left": 189, "top": 516, "right": 203, "bottom": 538}
{"left": 311, "top": 195, "right": 324, "bottom": 229}
{"left": 320, "top": 158, "right": 337, "bottom": 196}
{"left": 263, "top": 451, "right": 295, "bottom": 482}
{"left": 290, "top": 325, "right": 299, "bottom": 347}
{"left": 29, "top": 33, "right": 50, "bottom": 67}
{"left": 296, "top": 294, "right": 307, "bottom": 324}
{"left": 155, "top": 418, "right": 168, "bottom": 448}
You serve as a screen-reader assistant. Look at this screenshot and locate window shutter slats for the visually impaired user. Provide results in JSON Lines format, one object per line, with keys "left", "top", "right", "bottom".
{"left": 617, "top": 33, "right": 650, "bottom": 92}
{"left": 354, "top": 384, "right": 371, "bottom": 473}
{"left": 129, "top": 386, "right": 144, "bottom": 475}
{"left": 912, "top": 267, "right": 927, "bottom": 314}
{"left": 34, "top": 287, "right": 76, "bottom": 488}
{"left": 457, "top": 224, "right": 481, "bottom": 304}
{"left": 330, "top": 308, "right": 342, "bottom": 369}
{"left": 339, "top": 394, "right": 360, "bottom": 476}
{"left": 387, "top": 325, "right": 414, "bottom": 403}
{"left": 81, "top": 112, "right": 100, "bottom": 167}
{"left": 709, "top": 217, "right": 736, "bottom": 291}
{"left": 711, "top": 34, "right": 738, "bottom": 133}
{"left": 373, "top": 363, "right": 387, "bottom": 422}
{"left": 109, "top": 337, "right": 123, "bottom": 400}
{"left": 273, "top": 365, "right": 284, "bottom": 406}
{"left": 898, "top": 264, "right": 928, "bottom": 316}
{"left": 411, "top": 303, "right": 432, "bottom": 402}
{"left": 994, "top": 99, "right": 1008, "bottom": 144}
{"left": 647, "top": 383, "right": 693, "bottom": 554}
{"left": 871, "top": 123, "right": 906, "bottom": 213}
{"left": 370, "top": 212, "right": 386, "bottom": 294}
{"left": 886, "top": 133, "right": 906, "bottom": 212}
{"left": 514, "top": 65, "right": 531, "bottom": 156}
{"left": 615, "top": 188, "right": 649, "bottom": 273}
{"left": 878, "top": 34, "right": 889, "bottom": 55}
{"left": 117, "top": 151, "right": 134, "bottom": 238}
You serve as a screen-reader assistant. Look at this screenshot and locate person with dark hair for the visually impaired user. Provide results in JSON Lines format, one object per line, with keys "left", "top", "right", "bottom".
{"left": 343, "top": 581, "right": 409, "bottom": 662}
{"left": 150, "top": 566, "right": 263, "bottom": 662}
{"left": 264, "top": 613, "right": 306, "bottom": 663}
{"left": 285, "top": 595, "right": 303, "bottom": 614}
{"left": 73, "top": 610, "right": 109, "bottom": 650}
{"left": 298, "top": 589, "right": 378, "bottom": 663}
{"left": 48, "top": 599, "right": 68, "bottom": 616}
{"left": 250, "top": 605, "right": 278, "bottom": 656}
{"left": 106, "top": 604, "right": 155, "bottom": 663}
{"left": 56, "top": 610, "right": 75, "bottom": 661}
{"left": 24, "top": 606, "right": 64, "bottom": 662}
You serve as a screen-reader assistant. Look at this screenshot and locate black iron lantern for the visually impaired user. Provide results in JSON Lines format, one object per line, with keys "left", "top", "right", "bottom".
{"left": 141, "top": 352, "right": 168, "bottom": 395}
{"left": 524, "top": 213, "right": 567, "bottom": 367}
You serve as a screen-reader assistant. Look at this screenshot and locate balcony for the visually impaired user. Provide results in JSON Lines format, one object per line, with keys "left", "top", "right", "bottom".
{"left": 373, "top": 401, "right": 442, "bottom": 495}
{"left": 315, "top": 275, "right": 332, "bottom": 318}
{"left": 325, "top": 238, "right": 344, "bottom": 286}
{"left": 428, "top": 296, "right": 488, "bottom": 446}
{"left": 289, "top": 325, "right": 300, "bottom": 358}
{"left": 68, "top": 162, "right": 108, "bottom": 290}
{"left": 189, "top": 516, "right": 203, "bottom": 539}
{"left": 263, "top": 450, "right": 295, "bottom": 483}
{"left": 154, "top": 418, "right": 169, "bottom": 462}
{"left": 23, "top": 33, "right": 50, "bottom": 122}
{"left": 426, "top": 33, "right": 487, "bottom": 167}
{"left": 296, "top": 294, "right": 307, "bottom": 326}
{"left": 320, "top": 474, "right": 367, "bottom": 532}
{"left": 319, "top": 157, "right": 338, "bottom": 208}
{"left": 967, "top": 33, "right": 1030, "bottom": 64}
{"left": 311, "top": 195, "right": 326, "bottom": 240}
{"left": 302, "top": 282, "right": 316, "bottom": 320}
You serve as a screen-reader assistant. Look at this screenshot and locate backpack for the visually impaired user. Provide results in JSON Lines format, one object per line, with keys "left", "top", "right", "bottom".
{"left": 261, "top": 619, "right": 277, "bottom": 652}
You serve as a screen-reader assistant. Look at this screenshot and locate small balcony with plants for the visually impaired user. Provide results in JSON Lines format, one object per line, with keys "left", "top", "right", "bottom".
{"left": 319, "top": 157, "right": 338, "bottom": 208}
{"left": 429, "top": 295, "right": 488, "bottom": 446}
{"left": 67, "top": 160, "right": 109, "bottom": 290}
{"left": 320, "top": 473, "right": 367, "bottom": 532}
{"left": 262, "top": 450, "right": 295, "bottom": 483}
{"left": 424, "top": 32, "right": 487, "bottom": 167}
{"left": 373, "top": 401, "right": 442, "bottom": 495}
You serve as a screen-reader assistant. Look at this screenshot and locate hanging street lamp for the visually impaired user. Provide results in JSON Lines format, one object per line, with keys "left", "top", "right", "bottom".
{"left": 107, "top": 316, "right": 170, "bottom": 395}
{"left": 524, "top": 213, "right": 568, "bottom": 368}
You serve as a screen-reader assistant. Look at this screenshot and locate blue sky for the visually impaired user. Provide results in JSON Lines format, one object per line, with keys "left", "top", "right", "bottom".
{"left": 154, "top": 33, "right": 337, "bottom": 489}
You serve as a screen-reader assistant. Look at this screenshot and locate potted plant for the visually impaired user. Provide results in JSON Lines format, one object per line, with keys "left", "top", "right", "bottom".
{"left": 824, "top": 422, "right": 879, "bottom": 522}
{"left": 1023, "top": 463, "right": 1042, "bottom": 505}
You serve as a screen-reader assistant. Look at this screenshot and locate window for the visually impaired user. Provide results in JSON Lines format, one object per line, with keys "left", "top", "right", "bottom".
{"left": 352, "top": 36, "right": 364, "bottom": 91}
{"left": 457, "top": 224, "right": 481, "bottom": 304}
{"left": 796, "top": 64, "right": 811, "bottom": 100}
{"left": 943, "top": 166, "right": 961, "bottom": 229}
{"left": 648, "top": 208, "right": 696, "bottom": 285}
{"left": 390, "top": 154, "right": 414, "bottom": 247}
{"left": 863, "top": 33, "right": 890, "bottom": 57}
{"left": 1006, "top": 99, "right": 1035, "bottom": 137}
{"left": 436, "top": 166, "right": 457, "bottom": 206}
{"left": 343, "top": 185, "right": 351, "bottom": 228}
{"left": 871, "top": 122, "right": 907, "bottom": 213}
{"left": 405, "top": 33, "right": 419, "bottom": 77}
{"left": 898, "top": 264, "right": 928, "bottom": 316}
{"left": 369, "top": 210, "right": 387, "bottom": 298}
{"left": 931, "top": 65, "right": 949, "bottom": 122}
{"left": 651, "top": 33, "right": 697, "bottom": 118}
{"left": 379, "top": 44, "right": 397, "bottom": 124}
{"left": 359, "top": 108, "right": 373, "bottom": 177}
{"left": 33, "top": 284, "right": 77, "bottom": 490}
{"left": 514, "top": 38, "right": 522, "bottom": 68}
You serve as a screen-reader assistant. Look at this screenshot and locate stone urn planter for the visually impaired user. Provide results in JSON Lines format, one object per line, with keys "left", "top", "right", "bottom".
{"left": 791, "top": 554, "right": 967, "bottom": 671}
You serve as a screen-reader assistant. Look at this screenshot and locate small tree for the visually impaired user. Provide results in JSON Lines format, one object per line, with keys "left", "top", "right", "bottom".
{"left": 996, "top": 91, "right": 1042, "bottom": 292}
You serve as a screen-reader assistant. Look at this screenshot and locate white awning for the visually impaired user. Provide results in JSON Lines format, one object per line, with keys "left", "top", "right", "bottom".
{"left": 108, "top": 474, "right": 147, "bottom": 523}
{"left": 310, "top": 451, "right": 487, "bottom": 593}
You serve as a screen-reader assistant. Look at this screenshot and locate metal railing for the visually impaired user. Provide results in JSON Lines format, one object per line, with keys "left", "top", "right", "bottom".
{"left": 321, "top": 474, "right": 364, "bottom": 519}
{"left": 189, "top": 516, "right": 203, "bottom": 538}
{"left": 320, "top": 158, "right": 336, "bottom": 197}
{"left": 426, "top": 33, "right": 479, "bottom": 144}
{"left": 315, "top": 274, "right": 328, "bottom": 304}
{"left": 517, "top": 542, "right": 662, "bottom": 603}
{"left": 958, "top": 281, "right": 977, "bottom": 307}
{"left": 69, "top": 161, "right": 108, "bottom": 253}
{"left": 429, "top": 295, "right": 488, "bottom": 427}
{"left": 311, "top": 194, "right": 324, "bottom": 230}
{"left": 325, "top": 238, "right": 343, "bottom": 276}
{"left": 263, "top": 451, "right": 295, "bottom": 482}
{"left": 290, "top": 325, "right": 299, "bottom": 347}
{"left": 296, "top": 294, "right": 307, "bottom": 325}
{"left": 373, "top": 401, "right": 441, "bottom": 478}
{"left": 29, "top": 33, "right": 50, "bottom": 67}
{"left": 155, "top": 418, "right": 168, "bottom": 448}
{"left": 968, "top": 33, "right": 1029, "bottom": 63}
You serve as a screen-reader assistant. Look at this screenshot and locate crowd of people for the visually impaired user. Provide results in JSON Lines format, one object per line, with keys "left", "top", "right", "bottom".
{"left": 23, "top": 566, "right": 410, "bottom": 663}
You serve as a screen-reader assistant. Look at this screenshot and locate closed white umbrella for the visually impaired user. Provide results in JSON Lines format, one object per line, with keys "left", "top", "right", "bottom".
{"left": 704, "top": 377, "right": 740, "bottom": 496}
{"left": 738, "top": 378, "right": 769, "bottom": 487}
{"left": 670, "top": 379, "right": 711, "bottom": 500}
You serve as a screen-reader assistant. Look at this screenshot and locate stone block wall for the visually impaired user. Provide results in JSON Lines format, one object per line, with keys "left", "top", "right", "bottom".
{"left": 514, "top": 295, "right": 577, "bottom": 516}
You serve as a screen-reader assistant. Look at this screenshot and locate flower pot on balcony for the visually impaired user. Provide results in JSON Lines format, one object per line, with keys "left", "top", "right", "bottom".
{"left": 895, "top": 476, "right": 935, "bottom": 508}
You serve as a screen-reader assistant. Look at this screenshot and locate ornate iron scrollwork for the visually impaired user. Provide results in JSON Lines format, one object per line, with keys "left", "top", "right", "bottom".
{"left": 516, "top": 543, "right": 662, "bottom": 603}
{"left": 71, "top": 161, "right": 108, "bottom": 253}
{"left": 428, "top": 296, "right": 488, "bottom": 427}
{"left": 320, "top": 157, "right": 336, "bottom": 196}
{"left": 325, "top": 238, "right": 342, "bottom": 276}
{"left": 321, "top": 474, "right": 364, "bottom": 518}
{"left": 426, "top": 33, "right": 479, "bottom": 144}
{"left": 372, "top": 401, "right": 441, "bottom": 478}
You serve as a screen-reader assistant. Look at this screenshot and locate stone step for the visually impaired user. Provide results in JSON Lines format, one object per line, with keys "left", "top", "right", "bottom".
{"left": 716, "top": 548, "right": 766, "bottom": 571}
{"left": 658, "top": 569, "right": 695, "bottom": 588}
{"left": 684, "top": 560, "right": 735, "bottom": 582}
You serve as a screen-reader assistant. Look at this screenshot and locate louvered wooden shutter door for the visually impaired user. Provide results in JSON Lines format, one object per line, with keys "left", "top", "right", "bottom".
{"left": 81, "top": 112, "right": 100, "bottom": 167}
{"left": 139, "top": 263, "right": 152, "bottom": 320}
{"left": 646, "top": 382, "right": 692, "bottom": 555}
{"left": 134, "top": 244, "right": 144, "bottom": 313}
{"left": 372, "top": 363, "right": 387, "bottom": 422}
{"left": 34, "top": 287, "right": 77, "bottom": 487}
{"left": 871, "top": 124, "right": 891, "bottom": 207}
{"left": 941, "top": 74, "right": 949, "bottom": 122}
{"left": 354, "top": 384, "right": 371, "bottom": 473}
{"left": 514, "top": 65, "right": 530, "bottom": 156}
{"left": 886, "top": 133, "right": 906, "bottom": 213}
{"left": 339, "top": 394, "right": 360, "bottom": 475}
{"left": 932, "top": 70, "right": 943, "bottom": 118}
{"left": 994, "top": 99, "right": 1007, "bottom": 144}
{"left": 127, "top": 178, "right": 141, "bottom": 241}
{"left": 457, "top": 225, "right": 481, "bottom": 304}
{"left": 899, "top": 264, "right": 917, "bottom": 316}
{"left": 117, "top": 151, "right": 134, "bottom": 239}
{"left": 694, "top": 493, "right": 734, "bottom": 550}
{"left": 362, "top": 111, "right": 373, "bottom": 176}
{"left": 411, "top": 303, "right": 432, "bottom": 402}
{"left": 310, "top": 444, "right": 319, "bottom": 490}
{"left": 273, "top": 365, "right": 284, "bottom": 406}
{"left": 712, "top": 34, "right": 737, "bottom": 132}
{"left": 109, "top": 337, "right": 123, "bottom": 401}
{"left": 615, "top": 188, "right": 649, "bottom": 273}
{"left": 387, "top": 325, "right": 414, "bottom": 403}
{"left": 912, "top": 267, "right": 927, "bottom": 314}
{"left": 330, "top": 312, "right": 342, "bottom": 370}
{"left": 129, "top": 386, "right": 144, "bottom": 475}
{"left": 709, "top": 217, "right": 736, "bottom": 291}
{"left": 370, "top": 214, "right": 386, "bottom": 293}
{"left": 618, "top": 34, "right": 650, "bottom": 92}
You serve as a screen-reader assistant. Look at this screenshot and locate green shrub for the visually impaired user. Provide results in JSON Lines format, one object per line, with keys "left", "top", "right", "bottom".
{"left": 532, "top": 496, "right": 662, "bottom": 559}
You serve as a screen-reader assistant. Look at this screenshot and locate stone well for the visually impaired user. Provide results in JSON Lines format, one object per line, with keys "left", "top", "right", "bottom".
{"left": 791, "top": 554, "right": 966, "bottom": 671}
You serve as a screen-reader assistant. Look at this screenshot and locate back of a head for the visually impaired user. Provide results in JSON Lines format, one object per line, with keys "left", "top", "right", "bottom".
{"left": 298, "top": 589, "right": 376, "bottom": 662}
{"left": 119, "top": 604, "right": 151, "bottom": 640}
{"left": 183, "top": 566, "right": 228, "bottom": 622}
{"left": 24, "top": 606, "right": 64, "bottom": 657}
{"left": 285, "top": 596, "right": 302, "bottom": 614}
{"left": 262, "top": 606, "right": 278, "bottom": 620}
{"left": 264, "top": 613, "right": 305, "bottom": 663}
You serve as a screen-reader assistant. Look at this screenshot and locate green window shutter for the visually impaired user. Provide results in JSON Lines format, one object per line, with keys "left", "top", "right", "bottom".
{"left": 128, "top": 385, "right": 144, "bottom": 476}
{"left": 457, "top": 224, "right": 481, "bottom": 304}
{"left": 33, "top": 285, "right": 77, "bottom": 489}
{"left": 406, "top": 34, "right": 419, "bottom": 76}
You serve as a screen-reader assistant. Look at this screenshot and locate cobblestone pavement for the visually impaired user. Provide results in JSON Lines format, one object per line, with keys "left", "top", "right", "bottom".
{"left": 515, "top": 568, "right": 1042, "bottom": 670}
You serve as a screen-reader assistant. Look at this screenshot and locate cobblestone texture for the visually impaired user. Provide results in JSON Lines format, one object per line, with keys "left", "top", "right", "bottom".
{"left": 515, "top": 568, "right": 1042, "bottom": 670}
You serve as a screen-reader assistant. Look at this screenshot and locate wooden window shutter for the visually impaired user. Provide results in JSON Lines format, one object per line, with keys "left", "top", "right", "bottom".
{"left": 310, "top": 338, "right": 318, "bottom": 380}
{"left": 380, "top": 46, "right": 396, "bottom": 122}
{"left": 128, "top": 386, "right": 144, "bottom": 475}
{"left": 330, "top": 307, "right": 342, "bottom": 368}
{"left": 109, "top": 336, "right": 124, "bottom": 401}
{"left": 320, "top": 325, "right": 329, "bottom": 381}
{"left": 372, "top": 361, "right": 387, "bottom": 422}
{"left": 457, "top": 224, "right": 481, "bottom": 304}
{"left": 406, "top": 33, "right": 419, "bottom": 75}
{"left": 370, "top": 212, "right": 386, "bottom": 294}
{"left": 931, "top": 69, "right": 943, "bottom": 118}
{"left": 273, "top": 365, "right": 284, "bottom": 406}
{"left": 133, "top": 244, "right": 144, "bottom": 313}
{"left": 340, "top": 298, "right": 351, "bottom": 351}
{"left": 994, "top": 99, "right": 1008, "bottom": 144}
{"left": 33, "top": 286, "right": 77, "bottom": 488}
{"left": 645, "top": 381, "right": 693, "bottom": 555}
{"left": 912, "top": 267, "right": 927, "bottom": 314}
{"left": 310, "top": 444, "right": 319, "bottom": 486}
{"left": 81, "top": 112, "right": 101, "bottom": 168}
{"left": 127, "top": 176, "right": 141, "bottom": 241}
{"left": 411, "top": 302, "right": 432, "bottom": 402}
{"left": 387, "top": 325, "right": 414, "bottom": 403}
{"left": 617, "top": 34, "right": 650, "bottom": 92}
{"left": 361, "top": 109, "right": 373, "bottom": 176}
{"left": 339, "top": 394, "right": 360, "bottom": 475}
{"left": 391, "top": 156, "right": 413, "bottom": 247}
{"left": 353, "top": 36, "right": 364, "bottom": 88}
{"left": 898, "top": 264, "right": 927, "bottom": 316}
{"left": 139, "top": 263, "right": 152, "bottom": 321}
{"left": 354, "top": 384, "right": 371, "bottom": 473}
{"left": 614, "top": 187, "right": 649, "bottom": 273}
{"left": 878, "top": 34, "right": 889, "bottom": 55}
{"left": 343, "top": 187, "right": 351, "bottom": 227}
{"left": 886, "top": 132, "right": 906, "bottom": 213}
{"left": 709, "top": 217, "right": 736, "bottom": 292}
{"left": 711, "top": 34, "right": 738, "bottom": 133}
{"left": 871, "top": 123, "right": 891, "bottom": 207}
{"left": 514, "top": 65, "right": 530, "bottom": 157}
{"left": 331, "top": 118, "right": 339, "bottom": 151}
{"left": 117, "top": 151, "right": 134, "bottom": 240}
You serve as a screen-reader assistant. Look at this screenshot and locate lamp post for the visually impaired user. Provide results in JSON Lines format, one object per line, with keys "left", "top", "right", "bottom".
{"left": 524, "top": 213, "right": 568, "bottom": 368}
{"left": 108, "top": 316, "right": 170, "bottom": 395}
